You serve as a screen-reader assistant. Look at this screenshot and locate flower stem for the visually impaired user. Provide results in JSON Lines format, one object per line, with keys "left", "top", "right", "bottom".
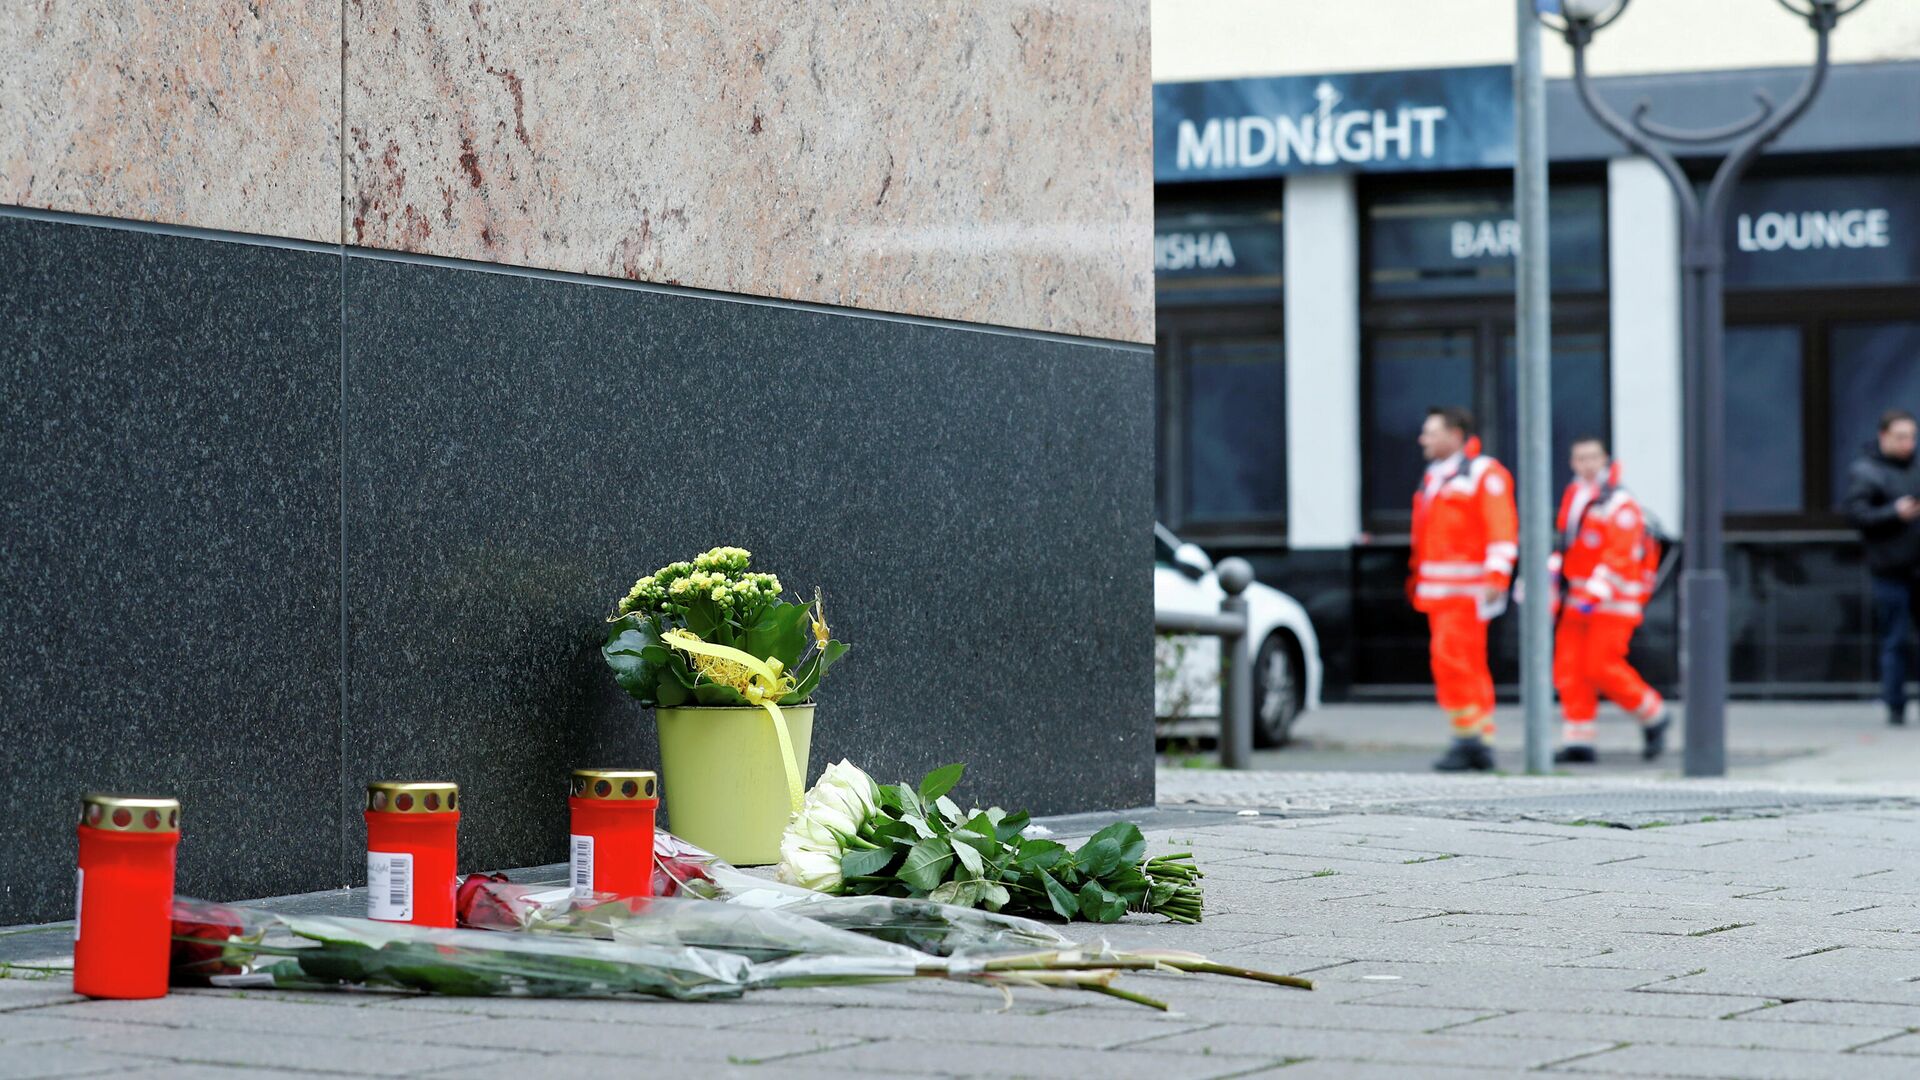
{"left": 1154, "top": 957, "right": 1313, "bottom": 990}
{"left": 1083, "top": 982, "right": 1171, "bottom": 1011}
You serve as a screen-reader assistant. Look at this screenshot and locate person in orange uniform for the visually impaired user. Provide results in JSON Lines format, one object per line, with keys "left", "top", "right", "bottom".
{"left": 1410, "top": 407, "right": 1518, "bottom": 772}
{"left": 1551, "top": 436, "right": 1671, "bottom": 763}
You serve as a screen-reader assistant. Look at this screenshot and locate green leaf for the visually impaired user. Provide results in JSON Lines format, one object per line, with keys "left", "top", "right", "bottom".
{"left": 867, "top": 817, "right": 915, "bottom": 848}
{"left": 993, "top": 810, "right": 1032, "bottom": 845}
{"left": 653, "top": 649, "right": 701, "bottom": 707}
{"left": 653, "top": 673, "right": 689, "bottom": 707}
{"left": 950, "top": 817, "right": 1001, "bottom": 865}
{"left": 898, "top": 838, "right": 954, "bottom": 893}
{"left": 917, "top": 763, "right": 966, "bottom": 802}
{"left": 682, "top": 598, "right": 721, "bottom": 641}
{"left": 1037, "top": 869, "right": 1078, "bottom": 919}
{"left": 742, "top": 602, "right": 810, "bottom": 670}
{"left": 951, "top": 839, "right": 985, "bottom": 877}
{"left": 980, "top": 882, "right": 1011, "bottom": 912}
{"left": 874, "top": 786, "right": 905, "bottom": 813}
{"left": 1084, "top": 822, "right": 1147, "bottom": 869}
{"left": 934, "top": 796, "right": 966, "bottom": 825}
{"left": 840, "top": 847, "right": 895, "bottom": 880}
{"left": 690, "top": 681, "right": 747, "bottom": 706}
{"left": 1105, "top": 867, "right": 1150, "bottom": 906}
{"left": 888, "top": 783, "right": 924, "bottom": 820}
{"left": 1015, "top": 838, "right": 1068, "bottom": 872}
{"left": 1077, "top": 880, "right": 1127, "bottom": 923}
{"left": 927, "top": 879, "right": 982, "bottom": 908}
{"left": 1074, "top": 837, "right": 1124, "bottom": 880}
{"left": 601, "top": 615, "right": 664, "bottom": 702}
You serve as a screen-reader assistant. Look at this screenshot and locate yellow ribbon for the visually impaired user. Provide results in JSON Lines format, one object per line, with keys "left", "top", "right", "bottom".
{"left": 659, "top": 629, "right": 804, "bottom": 813}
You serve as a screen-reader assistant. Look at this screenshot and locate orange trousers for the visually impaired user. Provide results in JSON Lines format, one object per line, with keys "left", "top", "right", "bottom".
{"left": 1427, "top": 602, "right": 1496, "bottom": 736}
{"left": 1554, "top": 610, "right": 1658, "bottom": 722}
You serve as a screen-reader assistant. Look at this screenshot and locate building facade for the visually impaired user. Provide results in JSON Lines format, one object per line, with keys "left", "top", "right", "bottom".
{"left": 0, "top": 2, "right": 1152, "bottom": 923}
{"left": 1152, "top": 0, "right": 1920, "bottom": 701}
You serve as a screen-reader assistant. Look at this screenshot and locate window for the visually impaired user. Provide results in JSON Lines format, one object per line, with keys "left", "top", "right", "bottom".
{"left": 1156, "top": 306, "right": 1287, "bottom": 536}
{"left": 1184, "top": 336, "right": 1287, "bottom": 522}
{"left": 1360, "top": 173, "right": 1611, "bottom": 526}
{"left": 1496, "top": 331, "right": 1610, "bottom": 494}
{"left": 1724, "top": 326, "right": 1806, "bottom": 514}
{"left": 1365, "top": 331, "right": 1473, "bottom": 515}
{"left": 1829, "top": 320, "right": 1920, "bottom": 506}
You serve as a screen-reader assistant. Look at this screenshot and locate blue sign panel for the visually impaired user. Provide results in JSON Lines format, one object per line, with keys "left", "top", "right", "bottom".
{"left": 1367, "top": 184, "right": 1605, "bottom": 297}
{"left": 1726, "top": 174, "right": 1920, "bottom": 289}
{"left": 1154, "top": 66, "right": 1515, "bottom": 182}
{"left": 1155, "top": 209, "right": 1283, "bottom": 306}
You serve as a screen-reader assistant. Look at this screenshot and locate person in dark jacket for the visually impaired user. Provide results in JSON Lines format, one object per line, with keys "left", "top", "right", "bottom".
{"left": 1844, "top": 409, "right": 1920, "bottom": 726}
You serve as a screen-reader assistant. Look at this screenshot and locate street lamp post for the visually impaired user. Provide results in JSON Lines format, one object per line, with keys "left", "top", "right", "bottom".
{"left": 1538, "top": 0, "right": 1866, "bottom": 777}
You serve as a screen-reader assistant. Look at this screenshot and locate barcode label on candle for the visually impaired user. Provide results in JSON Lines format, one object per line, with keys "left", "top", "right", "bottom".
{"left": 367, "top": 851, "right": 413, "bottom": 921}
{"left": 570, "top": 834, "right": 594, "bottom": 896}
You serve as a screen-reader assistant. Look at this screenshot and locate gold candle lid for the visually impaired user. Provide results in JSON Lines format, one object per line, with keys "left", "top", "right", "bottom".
{"left": 80, "top": 794, "right": 181, "bottom": 834}
{"left": 366, "top": 781, "right": 459, "bottom": 814}
{"left": 570, "top": 768, "right": 658, "bottom": 801}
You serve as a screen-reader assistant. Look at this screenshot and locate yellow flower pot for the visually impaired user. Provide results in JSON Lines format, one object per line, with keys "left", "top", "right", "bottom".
{"left": 654, "top": 703, "right": 815, "bottom": 865}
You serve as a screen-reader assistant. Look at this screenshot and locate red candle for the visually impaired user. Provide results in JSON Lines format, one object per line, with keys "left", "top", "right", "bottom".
{"left": 364, "top": 781, "right": 460, "bottom": 927}
{"left": 568, "top": 768, "right": 659, "bottom": 899}
{"left": 74, "top": 794, "right": 181, "bottom": 999}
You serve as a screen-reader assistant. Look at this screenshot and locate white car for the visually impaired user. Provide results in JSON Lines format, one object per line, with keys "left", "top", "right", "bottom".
{"left": 1154, "top": 524, "right": 1323, "bottom": 747}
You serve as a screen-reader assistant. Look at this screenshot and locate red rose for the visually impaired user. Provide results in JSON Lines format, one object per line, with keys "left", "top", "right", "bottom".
{"left": 170, "top": 898, "right": 249, "bottom": 976}
{"left": 455, "top": 872, "right": 522, "bottom": 929}
{"left": 652, "top": 833, "right": 718, "bottom": 897}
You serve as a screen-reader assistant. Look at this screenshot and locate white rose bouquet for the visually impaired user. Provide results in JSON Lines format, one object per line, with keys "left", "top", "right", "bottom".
{"left": 776, "top": 761, "right": 1206, "bottom": 924}
{"left": 777, "top": 760, "right": 879, "bottom": 893}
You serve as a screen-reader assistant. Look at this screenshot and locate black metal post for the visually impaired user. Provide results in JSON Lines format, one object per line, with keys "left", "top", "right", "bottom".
{"left": 1556, "top": 1, "right": 1836, "bottom": 776}
{"left": 1218, "top": 557, "right": 1255, "bottom": 770}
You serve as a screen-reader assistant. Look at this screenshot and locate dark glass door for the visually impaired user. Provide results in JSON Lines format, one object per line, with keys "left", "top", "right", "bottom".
{"left": 1155, "top": 306, "right": 1287, "bottom": 538}
{"left": 1363, "top": 321, "right": 1610, "bottom": 522}
{"left": 1364, "top": 328, "right": 1475, "bottom": 518}
{"left": 1496, "top": 330, "right": 1611, "bottom": 495}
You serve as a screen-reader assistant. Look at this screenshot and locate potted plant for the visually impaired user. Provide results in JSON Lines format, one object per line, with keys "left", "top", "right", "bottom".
{"left": 602, "top": 546, "right": 848, "bottom": 864}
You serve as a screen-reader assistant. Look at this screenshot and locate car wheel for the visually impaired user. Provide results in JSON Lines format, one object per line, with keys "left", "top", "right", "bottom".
{"left": 1252, "top": 633, "right": 1300, "bottom": 749}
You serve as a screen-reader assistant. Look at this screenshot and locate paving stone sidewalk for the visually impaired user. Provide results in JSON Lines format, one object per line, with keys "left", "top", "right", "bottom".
{"left": 7, "top": 776, "right": 1920, "bottom": 1078}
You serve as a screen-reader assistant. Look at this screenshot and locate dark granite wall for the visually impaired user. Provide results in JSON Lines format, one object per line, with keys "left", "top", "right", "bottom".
{"left": 0, "top": 215, "right": 1154, "bottom": 924}
{"left": 1, "top": 217, "right": 344, "bottom": 925}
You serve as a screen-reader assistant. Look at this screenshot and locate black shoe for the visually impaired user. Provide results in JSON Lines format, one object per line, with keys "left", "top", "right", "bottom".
{"left": 1891, "top": 710, "right": 1908, "bottom": 727}
{"left": 1554, "top": 744, "right": 1597, "bottom": 765}
{"left": 1642, "top": 717, "right": 1672, "bottom": 761}
{"left": 1433, "top": 738, "right": 1495, "bottom": 772}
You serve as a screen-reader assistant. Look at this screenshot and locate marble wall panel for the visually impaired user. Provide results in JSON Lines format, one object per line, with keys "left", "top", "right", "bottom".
{"left": 0, "top": 1, "right": 340, "bottom": 242}
{"left": 344, "top": 1, "right": 1152, "bottom": 342}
